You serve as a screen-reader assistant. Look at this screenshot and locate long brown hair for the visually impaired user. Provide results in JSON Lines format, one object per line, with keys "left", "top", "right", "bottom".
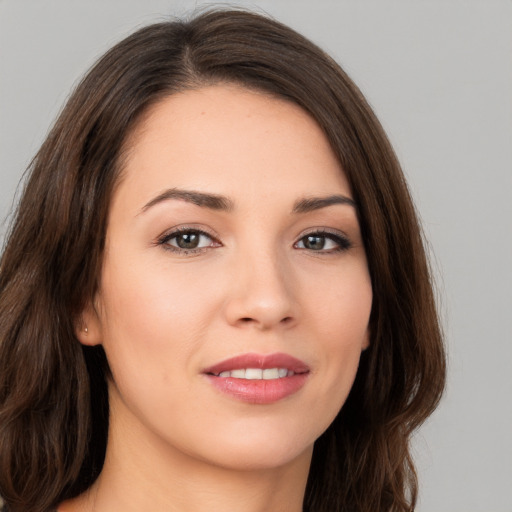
{"left": 0, "top": 9, "right": 445, "bottom": 512}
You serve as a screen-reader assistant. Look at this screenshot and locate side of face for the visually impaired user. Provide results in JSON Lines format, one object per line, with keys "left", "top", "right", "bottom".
{"left": 77, "top": 84, "right": 372, "bottom": 471}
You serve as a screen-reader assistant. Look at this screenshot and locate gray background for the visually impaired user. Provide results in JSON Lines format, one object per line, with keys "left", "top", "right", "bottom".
{"left": 1, "top": 1, "right": 511, "bottom": 511}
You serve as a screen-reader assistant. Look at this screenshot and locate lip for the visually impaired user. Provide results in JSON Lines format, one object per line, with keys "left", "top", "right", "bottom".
{"left": 204, "top": 352, "right": 310, "bottom": 375}
{"left": 203, "top": 352, "right": 310, "bottom": 404}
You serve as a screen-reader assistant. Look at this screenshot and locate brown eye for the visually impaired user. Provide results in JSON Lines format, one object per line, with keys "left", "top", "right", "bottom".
{"left": 295, "top": 232, "right": 351, "bottom": 252}
{"left": 174, "top": 232, "right": 201, "bottom": 249}
{"left": 302, "top": 235, "right": 326, "bottom": 250}
{"left": 159, "top": 229, "right": 219, "bottom": 253}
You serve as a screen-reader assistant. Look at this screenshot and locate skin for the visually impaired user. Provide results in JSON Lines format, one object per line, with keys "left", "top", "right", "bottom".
{"left": 64, "top": 84, "right": 372, "bottom": 512}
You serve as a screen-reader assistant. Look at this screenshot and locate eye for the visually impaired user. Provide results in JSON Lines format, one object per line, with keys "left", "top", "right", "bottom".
{"left": 157, "top": 228, "right": 220, "bottom": 254}
{"left": 295, "top": 231, "right": 351, "bottom": 252}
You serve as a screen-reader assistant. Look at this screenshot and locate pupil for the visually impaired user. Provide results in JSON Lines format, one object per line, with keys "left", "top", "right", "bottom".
{"left": 305, "top": 235, "right": 325, "bottom": 250}
{"left": 177, "top": 232, "right": 199, "bottom": 249}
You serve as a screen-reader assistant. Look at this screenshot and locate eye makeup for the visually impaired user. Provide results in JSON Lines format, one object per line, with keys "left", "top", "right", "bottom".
{"left": 156, "top": 226, "right": 221, "bottom": 255}
{"left": 294, "top": 227, "right": 352, "bottom": 253}
{"left": 155, "top": 224, "right": 352, "bottom": 257}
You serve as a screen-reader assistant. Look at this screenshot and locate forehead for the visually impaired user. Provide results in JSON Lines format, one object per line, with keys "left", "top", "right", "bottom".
{"left": 117, "top": 84, "right": 351, "bottom": 210}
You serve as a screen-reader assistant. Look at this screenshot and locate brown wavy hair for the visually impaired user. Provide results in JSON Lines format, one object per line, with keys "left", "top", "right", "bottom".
{"left": 0, "top": 9, "right": 445, "bottom": 512}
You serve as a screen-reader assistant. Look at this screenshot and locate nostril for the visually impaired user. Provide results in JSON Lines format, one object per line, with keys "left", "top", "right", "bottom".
{"left": 240, "top": 316, "right": 292, "bottom": 324}
{"left": 238, "top": 316, "right": 294, "bottom": 325}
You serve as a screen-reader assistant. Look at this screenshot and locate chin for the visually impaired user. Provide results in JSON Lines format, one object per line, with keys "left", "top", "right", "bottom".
{"left": 186, "top": 421, "right": 318, "bottom": 472}
{"left": 208, "top": 441, "right": 313, "bottom": 472}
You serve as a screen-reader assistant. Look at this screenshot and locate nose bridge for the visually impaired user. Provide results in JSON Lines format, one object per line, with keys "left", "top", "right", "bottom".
{"left": 224, "top": 238, "right": 296, "bottom": 329}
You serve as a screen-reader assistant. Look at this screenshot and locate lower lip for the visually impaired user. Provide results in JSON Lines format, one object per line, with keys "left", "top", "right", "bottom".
{"left": 205, "top": 373, "right": 308, "bottom": 404}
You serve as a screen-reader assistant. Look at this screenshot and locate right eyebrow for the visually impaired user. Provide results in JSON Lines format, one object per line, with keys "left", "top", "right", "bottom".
{"left": 140, "top": 188, "right": 234, "bottom": 214}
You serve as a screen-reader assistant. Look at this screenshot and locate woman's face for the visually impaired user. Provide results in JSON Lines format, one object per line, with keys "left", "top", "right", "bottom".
{"left": 83, "top": 84, "right": 372, "bottom": 471}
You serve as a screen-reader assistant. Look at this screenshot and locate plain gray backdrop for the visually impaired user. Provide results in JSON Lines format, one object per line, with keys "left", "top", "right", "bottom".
{"left": 1, "top": 1, "right": 511, "bottom": 511}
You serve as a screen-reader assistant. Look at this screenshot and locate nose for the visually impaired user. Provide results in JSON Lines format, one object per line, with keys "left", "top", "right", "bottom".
{"left": 223, "top": 247, "right": 298, "bottom": 331}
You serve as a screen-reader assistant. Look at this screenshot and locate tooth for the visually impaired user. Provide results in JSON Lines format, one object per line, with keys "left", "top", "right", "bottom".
{"left": 217, "top": 368, "right": 293, "bottom": 380}
{"left": 245, "top": 368, "right": 263, "bottom": 380}
{"left": 263, "top": 368, "right": 279, "bottom": 380}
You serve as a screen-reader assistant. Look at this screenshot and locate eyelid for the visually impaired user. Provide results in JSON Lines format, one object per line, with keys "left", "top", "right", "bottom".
{"left": 156, "top": 225, "right": 222, "bottom": 254}
{"left": 154, "top": 225, "right": 352, "bottom": 255}
{"left": 294, "top": 227, "right": 352, "bottom": 252}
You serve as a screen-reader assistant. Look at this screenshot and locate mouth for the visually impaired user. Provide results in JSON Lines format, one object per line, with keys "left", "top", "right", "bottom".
{"left": 212, "top": 368, "right": 295, "bottom": 379}
{"left": 203, "top": 353, "right": 310, "bottom": 404}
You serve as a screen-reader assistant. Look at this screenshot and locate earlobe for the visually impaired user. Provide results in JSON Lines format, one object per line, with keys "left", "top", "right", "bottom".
{"left": 75, "top": 302, "right": 103, "bottom": 346}
{"left": 361, "top": 329, "right": 371, "bottom": 351}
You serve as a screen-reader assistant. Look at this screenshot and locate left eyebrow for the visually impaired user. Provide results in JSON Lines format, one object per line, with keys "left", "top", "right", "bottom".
{"left": 292, "top": 194, "right": 356, "bottom": 214}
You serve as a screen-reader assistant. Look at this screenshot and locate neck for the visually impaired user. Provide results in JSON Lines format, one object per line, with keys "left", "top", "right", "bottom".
{"left": 94, "top": 449, "right": 310, "bottom": 512}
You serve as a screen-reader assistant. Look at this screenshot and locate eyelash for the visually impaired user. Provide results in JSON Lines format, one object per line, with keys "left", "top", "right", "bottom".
{"left": 294, "top": 229, "right": 352, "bottom": 253}
{"left": 156, "top": 227, "right": 352, "bottom": 255}
{"left": 157, "top": 227, "right": 220, "bottom": 255}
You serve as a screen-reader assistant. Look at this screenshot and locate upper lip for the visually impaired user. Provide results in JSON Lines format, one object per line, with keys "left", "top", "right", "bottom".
{"left": 203, "top": 352, "right": 310, "bottom": 376}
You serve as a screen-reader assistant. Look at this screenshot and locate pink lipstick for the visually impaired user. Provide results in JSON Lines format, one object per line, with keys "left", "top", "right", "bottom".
{"left": 203, "top": 353, "right": 309, "bottom": 404}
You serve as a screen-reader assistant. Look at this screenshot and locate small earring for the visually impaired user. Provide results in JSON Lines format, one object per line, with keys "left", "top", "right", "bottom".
{"left": 84, "top": 326, "right": 88, "bottom": 333}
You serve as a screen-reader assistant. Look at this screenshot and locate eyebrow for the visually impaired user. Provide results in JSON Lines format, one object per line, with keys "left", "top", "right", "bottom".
{"left": 292, "top": 194, "right": 356, "bottom": 213}
{"left": 141, "top": 188, "right": 234, "bottom": 213}
{"left": 140, "top": 188, "right": 356, "bottom": 214}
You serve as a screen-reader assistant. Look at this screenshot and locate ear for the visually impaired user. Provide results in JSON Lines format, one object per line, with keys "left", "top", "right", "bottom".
{"left": 361, "top": 328, "right": 371, "bottom": 351}
{"left": 75, "top": 298, "right": 103, "bottom": 346}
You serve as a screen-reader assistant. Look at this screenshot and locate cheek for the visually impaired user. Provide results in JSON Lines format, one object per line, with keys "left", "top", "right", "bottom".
{"left": 100, "top": 251, "right": 220, "bottom": 336}
{"left": 305, "top": 258, "right": 372, "bottom": 347}
{"left": 302, "top": 263, "right": 372, "bottom": 413}
{"left": 96, "top": 255, "right": 217, "bottom": 384}
{"left": 96, "top": 260, "right": 214, "bottom": 433}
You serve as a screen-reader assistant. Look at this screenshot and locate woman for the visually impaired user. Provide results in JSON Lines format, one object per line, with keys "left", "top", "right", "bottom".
{"left": 0, "top": 9, "right": 445, "bottom": 512}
